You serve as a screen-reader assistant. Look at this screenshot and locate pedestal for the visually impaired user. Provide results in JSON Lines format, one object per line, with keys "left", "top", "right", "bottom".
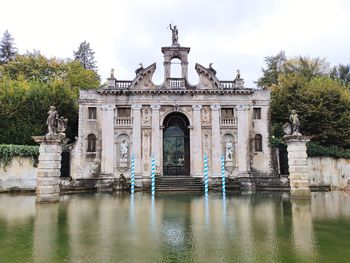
{"left": 285, "top": 135, "right": 311, "bottom": 198}
{"left": 32, "top": 134, "right": 66, "bottom": 203}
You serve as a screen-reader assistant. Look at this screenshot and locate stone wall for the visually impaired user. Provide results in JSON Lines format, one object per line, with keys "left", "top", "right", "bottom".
{"left": 308, "top": 157, "right": 350, "bottom": 189}
{"left": 0, "top": 156, "right": 37, "bottom": 191}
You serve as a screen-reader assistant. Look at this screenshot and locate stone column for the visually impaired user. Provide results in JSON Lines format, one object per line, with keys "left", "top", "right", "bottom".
{"left": 210, "top": 104, "right": 221, "bottom": 178}
{"left": 192, "top": 105, "right": 202, "bottom": 177}
{"left": 100, "top": 104, "right": 115, "bottom": 175}
{"left": 32, "top": 134, "right": 65, "bottom": 203}
{"left": 236, "top": 105, "right": 250, "bottom": 175}
{"left": 285, "top": 136, "right": 311, "bottom": 197}
{"left": 236, "top": 105, "right": 254, "bottom": 189}
{"left": 132, "top": 104, "right": 142, "bottom": 185}
{"left": 151, "top": 104, "right": 161, "bottom": 173}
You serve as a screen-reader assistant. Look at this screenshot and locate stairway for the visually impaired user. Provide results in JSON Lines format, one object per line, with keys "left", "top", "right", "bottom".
{"left": 155, "top": 176, "right": 204, "bottom": 192}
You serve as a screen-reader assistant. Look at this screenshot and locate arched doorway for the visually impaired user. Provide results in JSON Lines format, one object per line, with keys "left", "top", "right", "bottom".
{"left": 163, "top": 112, "right": 190, "bottom": 176}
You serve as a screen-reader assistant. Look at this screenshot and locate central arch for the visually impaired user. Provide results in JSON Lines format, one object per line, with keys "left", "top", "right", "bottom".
{"left": 163, "top": 112, "right": 190, "bottom": 176}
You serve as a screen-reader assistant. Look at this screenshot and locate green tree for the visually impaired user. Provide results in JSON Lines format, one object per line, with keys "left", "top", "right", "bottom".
{"left": 0, "top": 52, "right": 100, "bottom": 145}
{"left": 256, "top": 51, "right": 286, "bottom": 88}
{"left": 73, "top": 41, "right": 97, "bottom": 71}
{"left": 0, "top": 30, "right": 17, "bottom": 64}
{"left": 330, "top": 64, "right": 350, "bottom": 87}
{"left": 270, "top": 75, "right": 350, "bottom": 148}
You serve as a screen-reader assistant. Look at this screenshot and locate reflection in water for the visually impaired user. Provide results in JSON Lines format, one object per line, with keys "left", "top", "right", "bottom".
{"left": 1, "top": 192, "right": 350, "bottom": 262}
{"left": 291, "top": 199, "right": 316, "bottom": 259}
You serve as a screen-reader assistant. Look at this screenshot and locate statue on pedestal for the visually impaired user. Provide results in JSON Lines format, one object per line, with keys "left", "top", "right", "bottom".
{"left": 120, "top": 140, "right": 128, "bottom": 160}
{"left": 283, "top": 110, "right": 301, "bottom": 136}
{"left": 225, "top": 139, "right": 233, "bottom": 160}
{"left": 169, "top": 24, "right": 179, "bottom": 46}
{"left": 46, "top": 106, "right": 68, "bottom": 136}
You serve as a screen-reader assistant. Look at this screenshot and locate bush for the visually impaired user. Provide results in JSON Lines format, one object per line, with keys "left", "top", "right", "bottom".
{"left": 0, "top": 144, "right": 39, "bottom": 169}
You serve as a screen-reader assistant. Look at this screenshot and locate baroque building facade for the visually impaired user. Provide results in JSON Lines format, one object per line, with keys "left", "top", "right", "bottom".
{"left": 71, "top": 33, "right": 272, "bottom": 188}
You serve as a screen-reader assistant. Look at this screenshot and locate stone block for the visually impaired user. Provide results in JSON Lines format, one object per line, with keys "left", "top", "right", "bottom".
{"left": 287, "top": 151, "right": 308, "bottom": 159}
{"left": 38, "top": 161, "right": 61, "bottom": 169}
{"left": 37, "top": 177, "right": 60, "bottom": 186}
{"left": 289, "top": 166, "right": 308, "bottom": 173}
{"left": 289, "top": 173, "right": 308, "bottom": 180}
{"left": 289, "top": 159, "right": 307, "bottom": 166}
{"left": 36, "top": 193, "right": 59, "bottom": 203}
{"left": 290, "top": 179, "right": 310, "bottom": 188}
{"left": 37, "top": 170, "right": 61, "bottom": 178}
{"left": 38, "top": 153, "right": 62, "bottom": 161}
{"left": 36, "top": 185, "right": 60, "bottom": 194}
{"left": 39, "top": 145, "right": 62, "bottom": 154}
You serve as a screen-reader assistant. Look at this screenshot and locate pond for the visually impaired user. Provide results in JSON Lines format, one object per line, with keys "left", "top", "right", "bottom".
{"left": 1, "top": 192, "right": 350, "bottom": 263}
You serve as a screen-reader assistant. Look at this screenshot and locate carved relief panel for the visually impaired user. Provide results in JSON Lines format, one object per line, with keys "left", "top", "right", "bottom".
{"left": 142, "top": 130, "right": 151, "bottom": 172}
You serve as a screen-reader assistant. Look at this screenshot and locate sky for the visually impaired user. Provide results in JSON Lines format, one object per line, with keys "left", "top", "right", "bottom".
{"left": 1, "top": 0, "right": 350, "bottom": 88}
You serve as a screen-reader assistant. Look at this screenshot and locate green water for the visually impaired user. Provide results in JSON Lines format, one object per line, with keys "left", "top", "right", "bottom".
{"left": 1, "top": 192, "right": 350, "bottom": 263}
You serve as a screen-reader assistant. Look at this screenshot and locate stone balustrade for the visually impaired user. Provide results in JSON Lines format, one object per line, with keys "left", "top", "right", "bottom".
{"left": 116, "top": 80, "right": 132, "bottom": 89}
{"left": 220, "top": 117, "right": 237, "bottom": 126}
{"left": 114, "top": 117, "right": 133, "bottom": 126}
{"left": 168, "top": 78, "right": 185, "bottom": 88}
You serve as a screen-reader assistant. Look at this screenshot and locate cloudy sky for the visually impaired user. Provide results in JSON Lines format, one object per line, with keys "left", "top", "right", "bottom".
{"left": 1, "top": 0, "right": 350, "bottom": 87}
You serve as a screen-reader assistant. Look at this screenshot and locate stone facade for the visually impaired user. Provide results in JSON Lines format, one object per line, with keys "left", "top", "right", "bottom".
{"left": 71, "top": 39, "right": 272, "bottom": 187}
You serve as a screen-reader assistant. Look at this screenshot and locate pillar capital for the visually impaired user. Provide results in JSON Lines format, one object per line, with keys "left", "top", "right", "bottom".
{"left": 192, "top": 105, "right": 202, "bottom": 111}
{"left": 100, "top": 104, "right": 115, "bottom": 111}
{"left": 150, "top": 104, "right": 161, "bottom": 110}
{"left": 236, "top": 105, "right": 250, "bottom": 111}
{"left": 210, "top": 104, "right": 221, "bottom": 110}
{"left": 132, "top": 104, "right": 142, "bottom": 110}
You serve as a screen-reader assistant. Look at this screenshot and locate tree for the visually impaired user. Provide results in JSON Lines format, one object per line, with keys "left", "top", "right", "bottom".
{"left": 330, "top": 64, "right": 350, "bottom": 87}
{"left": 256, "top": 51, "right": 286, "bottom": 88}
{"left": 0, "top": 30, "right": 17, "bottom": 64}
{"left": 256, "top": 52, "right": 329, "bottom": 88}
{"left": 0, "top": 52, "right": 100, "bottom": 145}
{"left": 270, "top": 75, "right": 350, "bottom": 148}
{"left": 73, "top": 41, "right": 97, "bottom": 71}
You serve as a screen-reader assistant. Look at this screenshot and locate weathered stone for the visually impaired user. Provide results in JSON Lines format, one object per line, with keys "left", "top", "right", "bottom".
{"left": 37, "top": 177, "right": 60, "bottom": 186}
{"left": 285, "top": 135, "right": 311, "bottom": 198}
{"left": 38, "top": 161, "right": 61, "bottom": 169}
{"left": 38, "top": 153, "right": 62, "bottom": 161}
{"left": 69, "top": 33, "right": 272, "bottom": 184}
{"left": 36, "top": 185, "right": 60, "bottom": 194}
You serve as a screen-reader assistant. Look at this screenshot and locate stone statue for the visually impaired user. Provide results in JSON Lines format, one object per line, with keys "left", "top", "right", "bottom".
{"left": 135, "top": 63, "right": 144, "bottom": 75}
{"left": 120, "top": 140, "right": 128, "bottom": 160}
{"left": 110, "top": 68, "right": 115, "bottom": 78}
{"left": 46, "top": 106, "right": 59, "bottom": 135}
{"left": 90, "top": 157, "right": 101, "bottom": 176}
{"left": 236, "top": 69, "right": 241, "bottom": 79}
{"left": 225, "top": 139, "right": 233, "bottom": 160}
{"left": 46, "top": 106, "right": 68, "bottom": 136}
{"left": 169, "top": 24, "right": 179, "bottom": 46}
{"left": 289, "top": 110, "right": 301, "bottom": 135}
{"left": 143, "top": 107, "right": 151, "bottom": 124}
{"left": 208, "top": 63, "right": 217, "bottom": 75}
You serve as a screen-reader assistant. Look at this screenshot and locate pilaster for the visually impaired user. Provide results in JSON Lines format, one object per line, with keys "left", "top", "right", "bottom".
{"left": 132, "top": 104, "right": 142, "bottom": 185}
{"left": 100, "top": 104, "right": 115, "bottom": 175}
{"left": 210, "top": 104, "right": 221, "bottom": 178}
{"left": 192, "top": 105, "right": 202, "bottom": 177}
{"left": 236, "top": 105, "right": 254, "bottom": 189}
{"left": 151, "top": 104, "right": 161, "bottom": 173}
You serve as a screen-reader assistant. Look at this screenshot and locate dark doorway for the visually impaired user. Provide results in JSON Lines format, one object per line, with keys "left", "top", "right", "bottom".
{"left": 163, "top": 112, "right": 190, "bottom": 176}
{"left": 61, "top": 151, "right": 70, "bottom": 178}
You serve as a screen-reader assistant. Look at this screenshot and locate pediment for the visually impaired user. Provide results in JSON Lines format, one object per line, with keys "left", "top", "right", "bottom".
{"left": 129, "top": 63, "right": 157, "bottom": 89}
{"left": 195, "top": 63, "right": 222, "bottom": 90}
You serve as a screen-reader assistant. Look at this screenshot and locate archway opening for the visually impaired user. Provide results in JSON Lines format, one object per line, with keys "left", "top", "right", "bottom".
{"left": 163, "top": 112, "right": 190, "bottom": 176}
{"left": 170, "top": 58, "right": 182, "bottom": 78}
